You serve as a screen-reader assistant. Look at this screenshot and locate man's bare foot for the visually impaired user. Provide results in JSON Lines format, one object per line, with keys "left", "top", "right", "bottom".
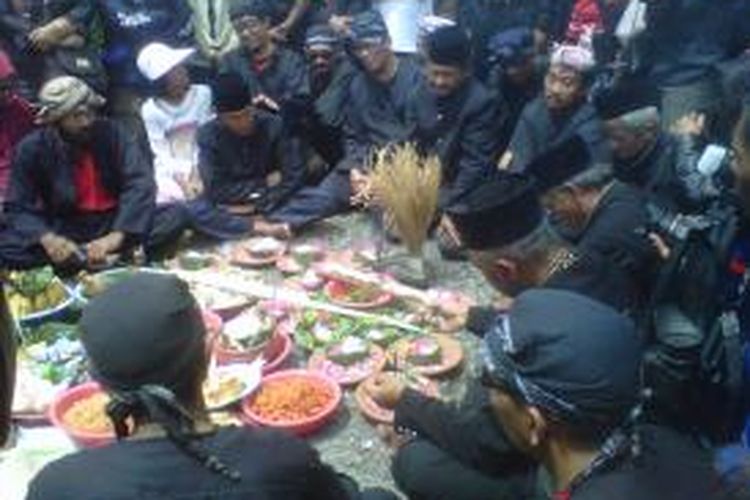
{"left": 253, "top": 218, "right": 293, "bottom": 240}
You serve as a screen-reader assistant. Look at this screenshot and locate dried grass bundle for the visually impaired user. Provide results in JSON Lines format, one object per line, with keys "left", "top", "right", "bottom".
{"left": 369, "top": 143, "right": 441, "bottom": 254}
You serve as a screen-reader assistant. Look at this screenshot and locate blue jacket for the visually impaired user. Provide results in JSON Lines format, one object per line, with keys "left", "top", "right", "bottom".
{"left": 95, "top": 0, "right": 193, "bottom": 88}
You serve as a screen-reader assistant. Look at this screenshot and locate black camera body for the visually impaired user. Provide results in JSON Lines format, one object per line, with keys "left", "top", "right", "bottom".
{"left": 642, "top": 197, "right": 744, "bottom": 443}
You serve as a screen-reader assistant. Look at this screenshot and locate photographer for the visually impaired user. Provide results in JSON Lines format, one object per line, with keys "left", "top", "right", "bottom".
{"left": 638, "top": 108, "right": 750, "bottom": 444}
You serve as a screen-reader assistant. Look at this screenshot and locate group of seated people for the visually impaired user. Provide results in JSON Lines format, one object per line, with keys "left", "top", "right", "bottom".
{"left": 1, "top": 0, "right": 749, "bottom": 277}
{"left": 2, "top": 0, "right": 750, "bottom": 498}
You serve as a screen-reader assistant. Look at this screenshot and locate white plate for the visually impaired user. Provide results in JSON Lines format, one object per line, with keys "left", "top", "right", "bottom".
{"left": 203, "top": 360, "right": 263, "bottom": 411}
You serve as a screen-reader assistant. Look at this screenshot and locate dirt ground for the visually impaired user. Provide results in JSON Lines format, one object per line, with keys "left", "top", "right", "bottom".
{"left": 293, "top": 214, "right": 495, "bottom": 495}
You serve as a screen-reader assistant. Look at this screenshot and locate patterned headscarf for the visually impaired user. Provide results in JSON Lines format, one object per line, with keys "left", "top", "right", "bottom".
{"left": 37, "top": 76, "right": 105, "bottom": 123}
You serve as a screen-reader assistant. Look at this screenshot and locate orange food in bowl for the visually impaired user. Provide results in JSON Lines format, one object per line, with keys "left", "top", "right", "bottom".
{"left": 248, "top": 377, "right": 334, "bottom": 423}
{"left": 62, "top": 392, "right": 113, "bottom": 434}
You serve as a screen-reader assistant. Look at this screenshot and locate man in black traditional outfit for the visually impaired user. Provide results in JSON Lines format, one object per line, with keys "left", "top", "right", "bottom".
{"left": 596, "top": 79, "right": 706, "bottom": 212}
{"left": 408, "top": 25, "right": 505, "bottom": 210}
{"left": 0, "top": 76, "right": 185, "bottom": 270}
{"left": 295, "top": 24, "right": 357, "bottom": 174}
{"left": 196, "top": 72, "right": 306, "bottom": 238}
{"left": 525, "top": 137, "right": 655, "bottom": 296}
{"left": 485, "top": 27, "right": 544, "bottom": 142}
{"left": 477, "top": 289, "right": 719, "bottom": 500}
{"left": 502, "top": 44, "right": 610, "bottom": 173}
{"left": 222, "top": 0, "right": 310, "bottom": 112}
{"left": 366, "top": 173, "right": 639, "bottom": 500}
{"left": 266, "top": 9, "right": 423, "bottom": 232}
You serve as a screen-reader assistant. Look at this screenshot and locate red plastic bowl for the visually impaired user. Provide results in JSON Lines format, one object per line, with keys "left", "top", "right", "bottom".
{"left": 241, "top": 369, "right": 341, "bottom": 436}
{"left": 49, "top": 382, "right": 115, "bottom": 448}
{"left": 323, "top": 280, "right": 393, "bottom": 310}
{"left": 261, "top": 332, "right": 294, "bottom": 374}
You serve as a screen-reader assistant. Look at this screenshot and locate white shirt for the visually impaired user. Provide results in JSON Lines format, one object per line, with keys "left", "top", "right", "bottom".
{"left": 141, "top": 84, "right": 214, "bottom": 203}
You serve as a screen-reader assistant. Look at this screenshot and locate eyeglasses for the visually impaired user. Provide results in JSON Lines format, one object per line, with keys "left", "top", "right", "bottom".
{"left": 233, "top": 16, "right": 265, "bottom": 32}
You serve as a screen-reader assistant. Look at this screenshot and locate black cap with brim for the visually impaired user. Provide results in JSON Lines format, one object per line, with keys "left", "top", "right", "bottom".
{"left": 594, "top": 78, "right": 660, "bottom": 121}
{"left": 483, "top": 289, "right": 640, "bottom": 426}
{"left": 526, "top": 136, "right": 592, "bottom": 193}
{"left": 447, "top": 173, "right": 543, "bottom": 251}
{"left": 80, "top": 273, "right": 206, "bottom": 392}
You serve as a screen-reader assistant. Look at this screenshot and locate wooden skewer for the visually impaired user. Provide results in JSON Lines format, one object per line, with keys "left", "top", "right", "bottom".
{"left": 177, "top": 271, "right": 425, "bottom": 334}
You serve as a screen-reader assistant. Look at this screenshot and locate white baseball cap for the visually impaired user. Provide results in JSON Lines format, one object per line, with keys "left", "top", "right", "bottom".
{"left": 137, "top": 42, "right": 195, "bottom": 81}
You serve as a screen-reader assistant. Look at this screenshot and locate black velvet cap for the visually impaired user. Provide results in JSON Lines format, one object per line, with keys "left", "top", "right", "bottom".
{"left": 212, "top": 72, "right": 251, "bottom": 113}
{"left": 526, "top": 136, "right": 592, "bottom": 193}
{"left": 80, "top": 273, "right": 206, "bottom": 392}
{"left": 483, "top": 289, "right": 640, "bottom": 426}
{"left": 446, "top": 173, "right": 543, "bottom": 251}
{"left": 594, "top": 78, "right": 660, "bottom": 120}
{"left": 426, "top": 26, "right": 471, "bottom": 68}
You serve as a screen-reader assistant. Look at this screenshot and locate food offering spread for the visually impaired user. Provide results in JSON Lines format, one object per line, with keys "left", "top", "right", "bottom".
{"left": 7, "top": 235, "right": 473, "bottom": 439}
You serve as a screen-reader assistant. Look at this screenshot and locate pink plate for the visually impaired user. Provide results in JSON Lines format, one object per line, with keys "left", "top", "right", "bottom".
{"left": 323, "top": 280, "right": 393, "bottom": 310}
{"left": 307, "top": 345, "right": 387, "bottom": 387}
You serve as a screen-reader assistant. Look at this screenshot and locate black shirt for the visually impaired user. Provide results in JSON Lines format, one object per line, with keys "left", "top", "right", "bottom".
{"left": 546, "top": 248, "right": 639, "bottom": 319}
{"left": 197, "top": 111, "right": 306, "bottom": 211}
{"left": 571, "top": 425, "right": 720, "bottom": 500}
{"left": 220, "top": 47, "right": 310, "bottom": 108}
{"left": 613, "top": 134, "right": 693, "bottom": 213}
{"left": 27, "top": 426, "right": 351, "bottom": 500}
{"left": 575, "top": 181, "right": 655, "bottom": 293}
{"left": 508, "top": 97, "right": 610, "bottom": 173}
{"left": 340, "top": 57, "right": 424, "bottom": 172}
{"left": 407, "top": 79, "right": 505, "bottom": 209}
{"left": 466, "top": 248, "right": 639, "bottom": 336}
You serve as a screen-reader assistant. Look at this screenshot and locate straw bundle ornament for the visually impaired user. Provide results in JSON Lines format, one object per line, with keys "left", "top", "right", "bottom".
{"left": 368, "top": 143, "right": 442, "bottom": 255}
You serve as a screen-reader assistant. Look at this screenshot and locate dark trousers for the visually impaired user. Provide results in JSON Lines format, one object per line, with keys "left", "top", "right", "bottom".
{"left": 393, "top": 440, "right": 534, "bottom": 500}
{"left": 392, "top": 390, "right": 536, "bottom": 499}
{"left": 182, "top": 198, "right": 250, "bottom": 240}
{"left": 269, "top": 170, "right": 352, "bottom": 230}
{"left": 0, "top": 204, "right": 187, "bottom": 269}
